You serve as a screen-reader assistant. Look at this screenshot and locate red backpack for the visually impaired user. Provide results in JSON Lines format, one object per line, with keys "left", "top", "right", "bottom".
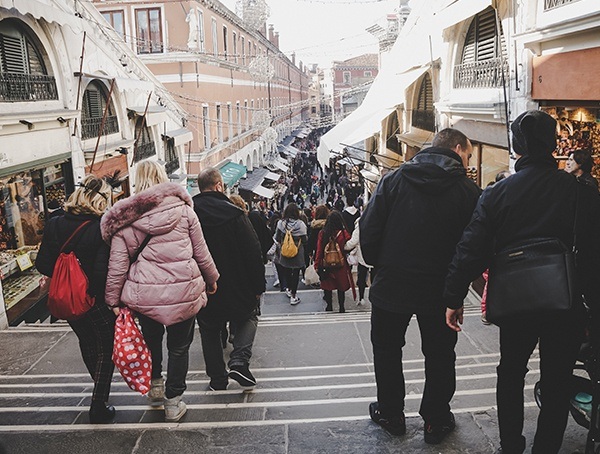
{"left": 47, "top": 221, "right": 95, "bottom": 321}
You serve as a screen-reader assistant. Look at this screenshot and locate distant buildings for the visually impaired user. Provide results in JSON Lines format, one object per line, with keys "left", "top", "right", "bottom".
{"left": 332, "top": 54, "right": 379, "bottom": 120}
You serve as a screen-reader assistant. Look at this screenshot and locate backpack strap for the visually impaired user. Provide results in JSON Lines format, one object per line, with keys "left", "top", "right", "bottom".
{"left": 130, "top": 234, "right": 152, "bottom": 264}
{"left": 59, "top": 220, "right": 92, "bottom": 254}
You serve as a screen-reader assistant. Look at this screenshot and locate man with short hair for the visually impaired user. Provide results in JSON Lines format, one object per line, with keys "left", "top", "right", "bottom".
{"left": 360, "top": 128, "right": 481, "bottom": 444}
{"left": 193, "top": 168, "right": 265, "bottom": 390}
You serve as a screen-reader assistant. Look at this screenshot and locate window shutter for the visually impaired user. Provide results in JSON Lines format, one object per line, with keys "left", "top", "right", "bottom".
{"left": 476, "top": 9, "right": 497, "bottom": 61}
{"left": 0, "top": 34, "right": 27, "bottom": 74}
{"left": 417, "top": 74, "right": 433, "bottom": 111}
{"left": 84, "top": 89, "right": 102, "bottom": 118}
{"left": 461, "top": 23, "right": 476, "bottom": 64}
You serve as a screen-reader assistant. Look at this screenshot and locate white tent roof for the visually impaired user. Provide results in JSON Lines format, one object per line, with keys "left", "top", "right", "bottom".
{"left": 318, "top": 0, "right": 452, "bottom": 168}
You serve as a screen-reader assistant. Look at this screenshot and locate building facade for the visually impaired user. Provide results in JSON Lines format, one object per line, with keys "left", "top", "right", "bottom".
{"left": 93, "top": 0, "right": 311, "bottom": 175}
{"left": 331, "top": 54, "right": 378, "bottom": 120}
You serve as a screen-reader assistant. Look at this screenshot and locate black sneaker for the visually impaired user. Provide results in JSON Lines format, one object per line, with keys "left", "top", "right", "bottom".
{"left": 369, "top": 402, "right": 406, "bottom": 436}
{"left": 228, "top": 364, "right": 257, "bottom": 388}
{"left": 424, "top": 412, "right": 455, "bottom": 444}
{"left": 209, "top": 380, "right": 228, "bottom": 391}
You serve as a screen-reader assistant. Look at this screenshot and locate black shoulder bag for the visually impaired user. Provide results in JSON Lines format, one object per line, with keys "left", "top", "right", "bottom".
{"left": 486, "top": 187, "right": 580, "bottom": 324}
{"left": 130, "top": 235, "right": 152, "bottom": 264}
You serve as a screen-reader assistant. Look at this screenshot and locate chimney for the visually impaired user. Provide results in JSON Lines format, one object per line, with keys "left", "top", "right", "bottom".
{"left": 268, "top": 24, "right": 275, "bottom": 43}
{"left": 291, "top": 52, "right": 296, "bottom": 66}
{"left": 273, "top": 31, "right": 279, "bottom": 48}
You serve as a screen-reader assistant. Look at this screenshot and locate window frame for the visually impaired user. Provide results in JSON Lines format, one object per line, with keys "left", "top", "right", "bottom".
{"left": 135, "top": 7, "right": 163, "bottom": 54}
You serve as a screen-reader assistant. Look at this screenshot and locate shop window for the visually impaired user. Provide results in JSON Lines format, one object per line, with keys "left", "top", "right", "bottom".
{"left": 412, "top": 73, "right": 435, "bottom": 132}
{"left": 102, "top": 11, "right": 125, "bottom": 41}
{"left": 81, "top": 81, "right": 119, "bottom": 140}
{"left": 0, "top": 20, "right": 58, "bottom": 102}
{"left": 135, "top": 8, "right": 163, "bottom": 54}
{"left": 0, "top": 163, "right": 71, "bottom": 324}
{"left": 164, "top": 140, "right": 180, "bottom": 175}
{"left": 132, "top": 117, "right": 156, "bottom": 163}
{"left": 454, "top": 7, "right": 507, "bottom": 89}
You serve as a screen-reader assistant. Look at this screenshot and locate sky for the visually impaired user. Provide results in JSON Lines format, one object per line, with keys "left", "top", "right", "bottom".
{"left": 219, "top": 0, "right": 399, "bottom": 69}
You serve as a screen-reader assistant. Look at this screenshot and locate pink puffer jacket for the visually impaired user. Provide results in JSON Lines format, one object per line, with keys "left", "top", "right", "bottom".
{"left": 101, "top": 182, "right": 219, "bottom": 326}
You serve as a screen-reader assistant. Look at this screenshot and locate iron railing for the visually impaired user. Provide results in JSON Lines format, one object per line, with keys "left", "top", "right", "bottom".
{"left": 412, "top": 109, "right": 435, "bottom": 132}
{"left": 544, "top": 0, "right": 579, "bottom": 10}
{"left": 81, "top": 115, "right": 119, "bottom": 140}
{"left": 0, "top": 73, "right": 58, "bottom": 102}
{"left": 453, "top": 58, "right": 509, "bottom": 89}
{"left": 132, "top": 141, "right": 156, "bottom": 163}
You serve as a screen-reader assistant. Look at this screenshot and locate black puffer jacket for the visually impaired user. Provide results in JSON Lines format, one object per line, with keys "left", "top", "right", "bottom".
{"left": 360, "top": 147, "right": 481, "bottom": 314}
{"left": 444, "top": 155, "right": 600, "bottom": 311}
{"left": 193, "top": 191, "right": 265, "bottom": 319}
{"left": 36, "top": 212, "right": 109, "bottom": 305}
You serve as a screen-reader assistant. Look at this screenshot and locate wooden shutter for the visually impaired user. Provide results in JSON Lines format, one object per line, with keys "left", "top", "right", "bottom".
{"left": 0, "top": 34, "right": 27, "bottom": 74}
{"left": 417, "top": 74, "right": 433, "bottom": 111}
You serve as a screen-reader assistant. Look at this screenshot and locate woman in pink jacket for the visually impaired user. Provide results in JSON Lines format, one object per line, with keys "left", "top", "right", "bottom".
{"left": 101, "top": 161, "right": 219, "bottom": 422}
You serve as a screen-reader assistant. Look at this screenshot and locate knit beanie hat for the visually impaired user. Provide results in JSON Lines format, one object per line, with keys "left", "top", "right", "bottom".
{"left": 510, "top": 110, "right": 557, "bottom": 157}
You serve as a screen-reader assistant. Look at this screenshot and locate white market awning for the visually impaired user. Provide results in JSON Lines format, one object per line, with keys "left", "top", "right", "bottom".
{"left": 396, "top": 130, "right": 435, "bottom": 148}
{"left": 115, "top": 78, "right": 154, "bottom": 94}
{"left": 263, "top": 170, "right": 281, "bottom": 181}
{"left": 268, "top": 160, "right": 289, "bottom": 173}
{"left": 127, "top": 106, "right": 168, "bottom": 127}
{"left": 0, "top": 0, "right": 83, "bottom": 32}
{"left": 252, "top": 185, "right": 275, "bottom": 199}
{"left": 163, "top": 128, "right": 193, "bottom": 147}
{"left": 433, "top": 0, "right": 492, "bottom": 31}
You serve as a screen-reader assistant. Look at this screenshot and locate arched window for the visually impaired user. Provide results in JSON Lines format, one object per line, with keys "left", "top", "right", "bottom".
{"left": 385, "top": 111, "right": 401, "bottom": 155}
{"left": 412, "top": 73, "right": 434, "bottom": 132}
{"left": 454, "top": 7, "right": 507, "bottom": 89}
{"left": 132, "top": 117, "right": 156, "bottom": 163}
{"left": 0, "top": 19, "right": 57, "bottom": 101}
{"left": 81, "top": 81, "right": 119, "bottom": 140}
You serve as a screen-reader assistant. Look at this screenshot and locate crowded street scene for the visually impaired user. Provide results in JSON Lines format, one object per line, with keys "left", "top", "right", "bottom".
{"left": 0, "top": 0, "right": 599, "bottom": 453}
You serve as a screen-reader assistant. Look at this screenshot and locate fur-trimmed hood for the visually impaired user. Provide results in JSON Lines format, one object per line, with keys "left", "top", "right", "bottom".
{"left": 101, "top": 182, "right": 192, "bottom": 243}
{"left": 311, "top": 219, "right": 326, "bottom": 230}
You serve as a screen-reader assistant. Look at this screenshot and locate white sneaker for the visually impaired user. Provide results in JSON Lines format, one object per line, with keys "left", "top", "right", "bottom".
{"left": 164, "top": 395, "right": 187, "bottom": 422}
{"left": 290, "top": 297, "right": 301, "bottom": 305}
{"left": 357, "top": 299, "right": 365, "bottom": 306}
{"left": 273, "top": 280, "right": 280, "bottom": 288}
{"left": 148, "top": 377, "right": 165, "bottom": 406}
{"left": 285, "top": 289, "right": 292, "bottom": 298}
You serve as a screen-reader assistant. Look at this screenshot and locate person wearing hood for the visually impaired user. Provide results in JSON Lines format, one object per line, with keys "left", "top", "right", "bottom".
{"left": 274, "top": 203, "right": 308, "bottom": 305}
{"left": 445, "top": 110, "right": 600, "bottom": 454}
{"left": 360, "top": 128, "right": 480, "bottom": 444}
{"left": 102, "top": 161, "right": 219, "bottom": 422}
{"left": 193, "top": 167, "right": 265, "bottom": 391}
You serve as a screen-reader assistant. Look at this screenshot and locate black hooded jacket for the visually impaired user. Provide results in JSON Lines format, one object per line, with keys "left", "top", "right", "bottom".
{"left": 444, "top": 155, "right": 600, "bottom": 312}
{"left": 192, "top": 191, "right": 265, "bottom": 319}
{"left": 360, "top": 147, "right": 481, "bottom": 314}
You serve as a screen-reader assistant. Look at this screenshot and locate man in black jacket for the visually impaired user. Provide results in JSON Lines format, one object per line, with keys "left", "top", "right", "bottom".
{"left": 193, "top": 168, "right": 266, "bottom": 390}
{"left": 445, "top": 110, "right": 600, "bottom": 454}
{"left": 360, "top": 128, "right": 480, "bottom": 444}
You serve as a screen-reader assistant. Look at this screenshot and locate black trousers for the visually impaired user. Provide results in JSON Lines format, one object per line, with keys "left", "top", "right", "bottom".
{"left": 137, "top": 314, "right": 196, "bottom": 399}
{"left": 68, "top": 303, "right": 116, "bottom": 404}
{"left": 357, "top": 264, "right": 373, "bottom": 300}
{"left": 281, "top": 267, "right": 300, "bottom": 296}
{"left": 497, "top": 312, "right": 584, "bottom": 454}
{"left": 370, "top": 305, "right": 457, "bottom": 424}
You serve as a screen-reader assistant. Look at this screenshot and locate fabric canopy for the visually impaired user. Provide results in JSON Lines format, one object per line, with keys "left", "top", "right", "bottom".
{"left": 267, "top": 160, "right": 289, "bottom": 173}
{"left": 263, "top": 170, "right": 281, "bottom": 181}
{"left": 433, "top": 0, "right": 491, "bottom": 30}
{"left": 252, "top": 185, "right": 275, "bottom": 199}
{"left": 219, "top": 162, "right": 246, "bottom": 187}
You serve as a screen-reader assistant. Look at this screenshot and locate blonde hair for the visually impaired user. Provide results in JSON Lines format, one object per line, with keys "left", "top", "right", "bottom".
{"left": 229, "top": 194, "right": 248, "bottom": 213}
{"left": 64, "top": 175, "right": 111, "bottom": 216}
{"left": 135, "top": 160, "right": 169, "bottom": 193}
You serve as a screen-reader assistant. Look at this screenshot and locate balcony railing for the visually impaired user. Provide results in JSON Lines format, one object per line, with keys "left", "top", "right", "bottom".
{"left": 0, "top": 73, "right": 58, "bottom": 102}
{"left": 132, "top": 141, "right": 156, "bottom": 163}
{"left": 544, "top": 0, "right": 579, "bottom": 10}
{"left": 412, "top": 109, "right": 435, "bottom": 132}
{"left": 453, "top": 58, "right": 509, "bottom": 89}
{"left": 81, "top": 115, "right": 119, "bottom": 140}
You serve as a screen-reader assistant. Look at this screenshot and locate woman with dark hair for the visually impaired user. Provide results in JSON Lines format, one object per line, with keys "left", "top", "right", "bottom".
{"left": 274, "top": 203, "right": 307, "bottom": 305}
{"left": 314, "top": 210, "right": 354, "bottom": 312}
{"left": 307, "top": 204, "right": 329, "bottom": 261}
{"left": 566, "top": 149, "right": 599, "bottom": 191}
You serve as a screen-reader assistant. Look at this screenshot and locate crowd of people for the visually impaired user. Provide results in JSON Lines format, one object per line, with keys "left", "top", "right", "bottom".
{"left": 34, "top": 111, "right": 600, "bottom": 454}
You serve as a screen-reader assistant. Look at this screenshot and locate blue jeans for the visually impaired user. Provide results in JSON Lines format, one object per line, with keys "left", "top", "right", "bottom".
{"left": 137, "top": 314, "right": 195, "bottom": 399}
{"left": 197, "top": 309, "right": 259, "bottom": 386}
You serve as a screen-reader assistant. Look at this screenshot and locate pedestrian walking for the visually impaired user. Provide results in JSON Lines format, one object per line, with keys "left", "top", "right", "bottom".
{"left": 274, "top": 203, "right": 307, "bottom": 305}
{"left": 445, "top": 110, "right": 600, "bottom": 454}
{"left": 360, "top": 128, "right": 480, "bottom": 443}
{"left": 314, "top": 210, "right": 354, "bottom": 313}
{"left": 36, "top": 175, "right": 116, "bottom": 424}
{"left": 102, "top": 161, "right": 219, "bottom": 422}
{"left": 193, "top": 167, "right": 265, "bottom": 390}
{"left": 344, "top": 218, "right": 373, "bottom": 306}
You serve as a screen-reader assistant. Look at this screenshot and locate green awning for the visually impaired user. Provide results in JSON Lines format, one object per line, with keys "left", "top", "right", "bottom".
{"left": 219, "top": 162, "right": 246, "bottom": 187}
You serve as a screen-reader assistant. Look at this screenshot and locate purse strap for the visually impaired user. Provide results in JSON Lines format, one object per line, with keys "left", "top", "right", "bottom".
{"left": 59, "top": 220, "right": 92, "bottom": 254}
{"left": 130, "top": 234, "right": 152, "bottom": 264}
